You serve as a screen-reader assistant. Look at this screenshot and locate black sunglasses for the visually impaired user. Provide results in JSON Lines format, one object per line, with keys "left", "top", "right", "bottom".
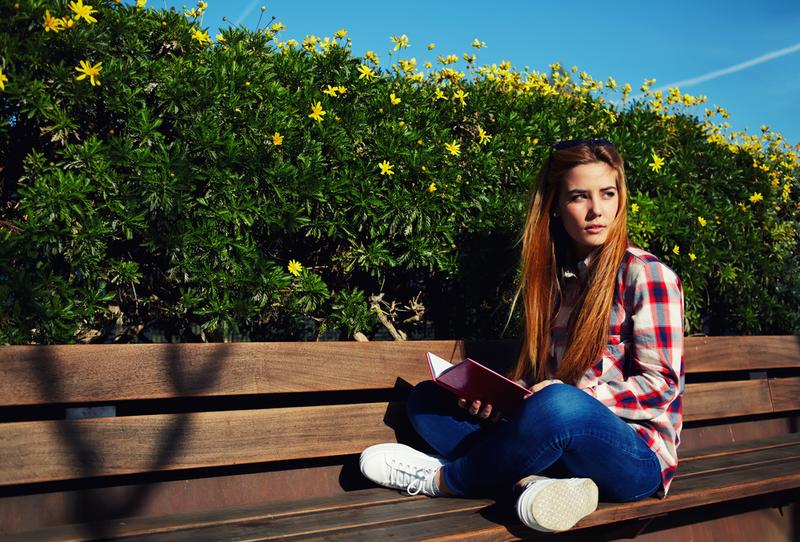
{"left": 551, "top": 138, "right": 615, "bottom": 151}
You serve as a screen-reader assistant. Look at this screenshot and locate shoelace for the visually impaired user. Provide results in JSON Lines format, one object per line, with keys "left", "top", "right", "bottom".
{"left": 386, "top": 457, "right": 437, "bottom": 496}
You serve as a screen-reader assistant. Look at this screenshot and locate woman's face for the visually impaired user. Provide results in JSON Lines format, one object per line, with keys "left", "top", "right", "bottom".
{"left": 555, "top": 161, "right": 619, "bottom": 259}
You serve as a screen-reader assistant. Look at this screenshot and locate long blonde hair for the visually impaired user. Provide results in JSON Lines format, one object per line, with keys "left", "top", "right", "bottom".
{"left": 507, "top": 142, "right": 629, "bottom": 385}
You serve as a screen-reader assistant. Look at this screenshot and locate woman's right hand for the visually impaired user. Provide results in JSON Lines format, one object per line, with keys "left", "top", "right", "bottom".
{"left": 457, "top": 379, "right": 532, "bottom": 422}
{"left": 458, "top": 397, "right": 502, "bottom": 422}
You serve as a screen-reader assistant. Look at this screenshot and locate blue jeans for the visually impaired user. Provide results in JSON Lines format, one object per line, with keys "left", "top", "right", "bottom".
{"left": 406, "top": 380, "right": 663, "bottom": 502}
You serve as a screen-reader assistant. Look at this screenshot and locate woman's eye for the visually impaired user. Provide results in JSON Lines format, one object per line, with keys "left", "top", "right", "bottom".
{"left": 604, "top": 191, "right": 617, "bottom": 198}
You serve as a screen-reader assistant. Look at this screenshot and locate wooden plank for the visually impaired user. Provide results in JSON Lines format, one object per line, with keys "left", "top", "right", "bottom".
{"left": 2, "top": 336, "right": 798, "bottom": 407}
{"left": 769, "top": 377, "right": 800, "bottom": 413}
{"left": 0, "top": 341, "right": 467, "bottom": 407}
{"left": 8, "top": 435, "right": 800, "bottom": 541}
{"left": 675, "top": 442, "right": 800, "bottom": 479}
{"left": 125, "top": 495, "right": 491, "bottom": 542}
{"left": 0, "top": 380, "right": 785, "bottom": 486}
{"left": 0, "top": 403, "right": 402, "bottom": 486}
{"left": 683, "top": 380, "right": 773, "bottom": 422}
{"left": 683, "top": 335, "right": 800, "bottom": 373}
{"left": 678, "top": 433, "right": 800, "bottom": 464}
{"left": 0, "top": 462, "right": 362, "bottom": 536}
{"left": 114, "top": 456, "right": 800, "bottom": 541}
{"left": 1, "top": 488, "right": 419, "bottom": 542}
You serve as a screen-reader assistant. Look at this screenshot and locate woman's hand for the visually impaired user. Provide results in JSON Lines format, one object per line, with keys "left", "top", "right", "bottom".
{"left": 458, "top": 397, "right": 503, "bottom": 423}
{"left": 458, "top": 379, "right": 531, "bottom": 422}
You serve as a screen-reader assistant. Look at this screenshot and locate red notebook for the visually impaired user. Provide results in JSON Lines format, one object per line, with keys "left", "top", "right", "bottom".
{"left": 426, "top": 352, "right": 532, "bottom": 415}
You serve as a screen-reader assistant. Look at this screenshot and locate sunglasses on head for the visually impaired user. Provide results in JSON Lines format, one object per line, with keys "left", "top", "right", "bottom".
{"left": 551, "top": 138, "right": 615, "bottom": 151}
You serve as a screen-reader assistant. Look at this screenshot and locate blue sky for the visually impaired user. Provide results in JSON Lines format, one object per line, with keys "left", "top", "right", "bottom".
{"left": 165, "top": 0, "right": 800, "bottom": 145}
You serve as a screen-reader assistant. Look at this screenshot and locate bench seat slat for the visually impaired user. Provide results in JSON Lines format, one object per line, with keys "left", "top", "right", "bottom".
{"left": 8, "top": 435, "right": 800, "bottom": 542}
{"left": 117, "top": 451, "right": 800, "bottom": 541}
{"left": 3, "top": 337, "right": 798, "bottom": 408}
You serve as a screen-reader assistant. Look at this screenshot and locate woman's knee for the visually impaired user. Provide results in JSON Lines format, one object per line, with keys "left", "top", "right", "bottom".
{"left": 516, "top": 383, "right": 597, "bottom": 432}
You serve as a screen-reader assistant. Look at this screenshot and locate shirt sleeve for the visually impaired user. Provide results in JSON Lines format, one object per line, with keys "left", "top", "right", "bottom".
{"left": 582, "top": 259, "right": 685, "bottom": 421}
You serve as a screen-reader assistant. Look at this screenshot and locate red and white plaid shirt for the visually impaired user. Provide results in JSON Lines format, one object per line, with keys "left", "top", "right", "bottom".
{"left": 547, "top": 245, "right": 685, "bottom": 497}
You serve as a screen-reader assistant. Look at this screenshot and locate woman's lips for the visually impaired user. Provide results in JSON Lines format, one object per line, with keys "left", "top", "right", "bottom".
{"left": 585, "top": 225, "right": 605, "bottom": 233}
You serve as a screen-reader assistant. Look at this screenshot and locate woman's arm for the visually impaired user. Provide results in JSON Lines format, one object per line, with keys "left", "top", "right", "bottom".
{"left": 582, "top": 259, "right": 685, "bottom": 421}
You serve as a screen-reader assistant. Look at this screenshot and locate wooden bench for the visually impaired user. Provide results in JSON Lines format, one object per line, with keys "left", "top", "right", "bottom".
{"left": 1, "top": 336, "right": 799, "bottom": 540}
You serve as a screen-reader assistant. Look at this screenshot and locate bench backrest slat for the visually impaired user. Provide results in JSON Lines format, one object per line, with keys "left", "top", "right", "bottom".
{"left": 0, "top": 403, "right": 398, "bottom": 486}
{"left": 768, "top": 377, "right": 800, "bottom": 413}
{"left": 0, "top": 377, "right": 789, "bottom": 487}
{"left": 2, "top": 337, "right": 798, "bottom": 407}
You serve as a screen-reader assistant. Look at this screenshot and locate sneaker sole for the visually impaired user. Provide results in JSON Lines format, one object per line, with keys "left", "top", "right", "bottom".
{"left": 516, "top": 478, "right": 598, "bottom": 532}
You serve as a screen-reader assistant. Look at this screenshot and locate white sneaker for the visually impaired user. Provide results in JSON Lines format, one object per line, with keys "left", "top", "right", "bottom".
{"left": 359, "top": 443, "right": 445, "bottom": 496}
{"left": 515, "top": 475, "right": 599, "bottom": 532}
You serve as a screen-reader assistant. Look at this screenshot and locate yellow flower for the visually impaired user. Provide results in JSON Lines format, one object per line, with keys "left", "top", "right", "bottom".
{"left": 398, "top": 121, "right": 405, "bottom": 127}
{"left": 749, "top": 192, "right": 763, "bottom": 204}
{"left": 445, "top": 140, "right": 461, "bottom": 156}
{"left": 434, "top": 88, "right": 447, "bottom": 100}
{"left": 471, "top": 38, "right": 486, "bottom": 49}
{"left": 697, "top": 216, "right": 707, "bottom": 227}
{"left": 428, "top": 182, "right": 437, "bottom": 193}
{"left": 43, "top": 9, "right": 63, "bottom": 32}
{"left": 336, "top": 85, "right": 347, "bottom": 95}
{"left": 672, "top": 245, "right": 680, "bottom": 255}
{"left": 191, "top": 28, "right": 212, "bottom": 45}
{"left": 334, "top": 28, "right": 347, "bottom": 39}
{"left": 357, "top": 64, "right": 376, "bottom": 80}
{"left": 272, "top": 132, "right": 284, "bottom": 145}
{"left": 390, "top": 92, "right": 401, "bottom": 105}
{"left": 364, "top": 51, "right": 379, "bottom": 64}
{"left": 452, "top": 89, "right": 469, "bottom": 107}
{"left": 308, "top": 101, "right": 325, "bottom": 123}
{"left": 287, "top": 259, "right": 303, "bottom": 277}
{"left": 391, "top": 33, "right": 409, "bottom": 51}
{"left": 74, "top": 60, "right": 102, "bottom": 86}
{"left": 60, "top": 17, "right": 76, "bottom": 29}
{"left": 216, "top": 34, "right": 225, "bottom": 42}
{"left": 427, "top": 42, "right": 435, "bottom": 50}
{"left": 689, "top": 252, "right": 697, "bottom": 261}
{"left": 68, "top": 0, "right": 98, "bottom": 23}
{"left": 630, "top": 203, "right": 639, "bottom": 213}
{"left": 738, "top": 201, "right": 747, "bottom": 213}
{"left": 136, "top": 0, "right": 146, "bottom": 8}
{"left": 272, "top": 21, "right": 285, "bottom": 32}
{"left": 477, "top": 126, "right": 492, "bottom": 145}
{"left": 378, "top": 160, "right": 394, "bottom": 176}
{"left": 322, "top": 84, "right": 338, "bottom": 97}
{"left": 649, "top": 151, "right": 664, "bottom": 173}
{"left": 0, "top": 68, "right": 7, "bottom": 92}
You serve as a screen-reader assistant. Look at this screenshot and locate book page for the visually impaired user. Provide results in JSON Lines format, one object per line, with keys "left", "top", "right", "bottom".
{"left": 427, "top": 352, "right": 454, "bottom": 378}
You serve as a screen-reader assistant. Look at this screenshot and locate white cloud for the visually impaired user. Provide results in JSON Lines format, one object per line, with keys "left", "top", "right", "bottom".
{"left": 621, "top": 41, "right": 800, "bottom": 102}
{"left": 236, "top": 0, "right": 261, "bottom": 25}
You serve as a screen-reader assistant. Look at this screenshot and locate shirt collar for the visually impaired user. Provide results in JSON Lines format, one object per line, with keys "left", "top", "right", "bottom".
{"left": 563, "top": 251, "right": 595, "bottom": 282}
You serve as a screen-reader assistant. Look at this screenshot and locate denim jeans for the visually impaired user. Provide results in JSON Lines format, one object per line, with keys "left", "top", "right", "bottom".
{"left": 406, "top": 380, "right": 663, "bottom": 502}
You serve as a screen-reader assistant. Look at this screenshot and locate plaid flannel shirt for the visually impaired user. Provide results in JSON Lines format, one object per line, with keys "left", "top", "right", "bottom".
{"left": 547, "top": 245, "right": 685, "bottom": 497}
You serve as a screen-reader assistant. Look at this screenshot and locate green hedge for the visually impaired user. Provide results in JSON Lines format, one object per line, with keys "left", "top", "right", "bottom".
{"left": 1, "top": 0, "right": 798, "bottom": 343}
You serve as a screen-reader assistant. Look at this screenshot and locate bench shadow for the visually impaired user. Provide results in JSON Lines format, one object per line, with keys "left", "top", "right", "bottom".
{"left": 30, "top": 343, "right": 228, "bottom": 539}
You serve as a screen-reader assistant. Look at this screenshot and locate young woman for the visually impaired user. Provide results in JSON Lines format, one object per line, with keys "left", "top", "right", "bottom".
{"left": 360, "top": 138, "right": 685, "bottom": 532}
